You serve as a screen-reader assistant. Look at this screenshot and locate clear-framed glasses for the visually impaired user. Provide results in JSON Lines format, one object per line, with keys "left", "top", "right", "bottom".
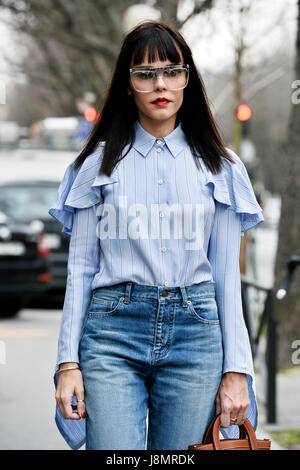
{"left": 129, "top": 64, "right": 190, "bottom": 93}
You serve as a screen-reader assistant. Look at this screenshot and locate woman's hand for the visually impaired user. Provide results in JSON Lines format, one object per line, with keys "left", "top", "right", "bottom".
{"left": 55, "top": 362, "right": 86, "bottom": 420}
{"left": 215, "top": 372, "right": 250, "bottom": 427}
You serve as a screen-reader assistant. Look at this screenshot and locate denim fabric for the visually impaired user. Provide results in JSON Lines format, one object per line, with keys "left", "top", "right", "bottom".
{"left": 78, "top": 280, "right": 223, "bottom": 450}
{"left": 49, "top": 121, "right": 263, "bottom": 448}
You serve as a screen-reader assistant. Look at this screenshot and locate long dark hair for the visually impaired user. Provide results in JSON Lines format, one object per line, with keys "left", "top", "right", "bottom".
{"left": 74, "top": 20, "right": 235, "bottom": 175}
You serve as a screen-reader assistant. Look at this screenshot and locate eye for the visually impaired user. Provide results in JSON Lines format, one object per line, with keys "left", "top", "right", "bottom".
{"left": 135, "top": 70, "right": 156, "bottom": 80}
{"left": 164, "top": 68, "right": 183, "bottom": 77}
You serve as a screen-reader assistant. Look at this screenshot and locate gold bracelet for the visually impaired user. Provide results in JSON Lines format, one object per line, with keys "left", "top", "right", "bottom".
{"left": 57, "top": 366, "right": 80, "bottom": 374}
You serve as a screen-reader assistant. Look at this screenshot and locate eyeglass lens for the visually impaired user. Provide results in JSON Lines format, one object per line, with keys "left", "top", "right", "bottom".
{"left": 130, "top": 66, "right": 188, "bottom": 92}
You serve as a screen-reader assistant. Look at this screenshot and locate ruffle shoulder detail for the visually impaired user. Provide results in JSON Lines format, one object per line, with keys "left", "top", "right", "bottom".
{"left": 202, "top": 148, "right": 264, "bottom": 235}
{"left": 48, "top": 143, "right": 119, "bottom": 236}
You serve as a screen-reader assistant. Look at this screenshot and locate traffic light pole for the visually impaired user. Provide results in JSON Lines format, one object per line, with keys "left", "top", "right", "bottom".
{"left": 234, "top": 104, "right": 253, "bottom": 276}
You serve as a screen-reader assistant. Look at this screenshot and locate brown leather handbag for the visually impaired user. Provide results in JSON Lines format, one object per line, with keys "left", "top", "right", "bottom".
{"left": 188, "top": 414, "right": 271, "bottom": 450}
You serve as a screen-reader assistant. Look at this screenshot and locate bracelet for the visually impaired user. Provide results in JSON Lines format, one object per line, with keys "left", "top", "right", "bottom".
{"left": 57, "top": 366, "right": 80, "bottom": 374}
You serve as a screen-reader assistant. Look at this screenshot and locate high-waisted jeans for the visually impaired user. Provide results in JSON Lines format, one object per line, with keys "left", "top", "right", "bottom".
{"left": 79, "top": 280, "right": 223, "bottom": 450}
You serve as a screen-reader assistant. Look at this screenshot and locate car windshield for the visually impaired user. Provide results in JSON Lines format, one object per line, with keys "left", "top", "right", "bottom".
{"left": 0, "top": 184, "right": 59, "bottom": 222}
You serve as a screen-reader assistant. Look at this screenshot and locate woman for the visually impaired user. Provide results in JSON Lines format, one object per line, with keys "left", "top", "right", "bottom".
{"left": 49, "top": 20, "right": 264, "bottom": 450}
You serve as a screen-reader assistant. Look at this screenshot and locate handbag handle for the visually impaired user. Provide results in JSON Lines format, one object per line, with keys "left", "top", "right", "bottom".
{"left": 203, "top": 413, "right": 247, "bottom": 443}
{"left": 203, "top": 413, "right": 258, "bottom": 450}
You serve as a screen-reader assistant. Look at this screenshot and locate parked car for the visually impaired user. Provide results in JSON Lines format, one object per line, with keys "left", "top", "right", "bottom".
{"left": 0, "top": 209, "right": 52, "bottom": 317}
{"left": 0, "top": 180, "right": 69, "bottom": 309}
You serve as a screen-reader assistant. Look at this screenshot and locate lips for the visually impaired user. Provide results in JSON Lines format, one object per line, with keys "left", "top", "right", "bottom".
{"left": 151, "top": 98, "right": 170, "bottom": 103}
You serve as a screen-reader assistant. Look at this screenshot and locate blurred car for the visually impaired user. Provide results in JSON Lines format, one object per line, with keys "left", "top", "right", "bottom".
{"left": 0, "top": 180, "right": 69, "bottom": 309}
{"left": 0, "top": 209, "right": 52, "bottom": 317}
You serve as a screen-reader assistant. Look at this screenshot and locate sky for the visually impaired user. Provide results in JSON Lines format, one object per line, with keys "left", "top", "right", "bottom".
{"left": 180, "top": 0, "right": 298, "bottom": 74}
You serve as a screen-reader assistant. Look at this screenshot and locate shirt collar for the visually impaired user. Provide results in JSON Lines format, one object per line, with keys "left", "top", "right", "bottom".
{"left": 133, "top": 119, "right": 188, "bottom": 158}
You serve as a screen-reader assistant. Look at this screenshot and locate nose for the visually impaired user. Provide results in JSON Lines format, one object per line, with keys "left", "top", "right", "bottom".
{"left": 154, "top": 72, "right": 167, "bottom": 90}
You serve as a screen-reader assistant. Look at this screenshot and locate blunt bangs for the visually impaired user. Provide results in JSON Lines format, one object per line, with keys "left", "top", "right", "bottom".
{"left": 130, "top": 26, "right": 183, "bottom": 66}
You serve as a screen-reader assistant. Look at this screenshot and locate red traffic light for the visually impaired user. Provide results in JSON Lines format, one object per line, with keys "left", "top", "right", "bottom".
{"left": 84, "top": 107, "right": 98, "bottom": 122}
{"left": 236, "top": 104, "right": 252, "bottom": 122}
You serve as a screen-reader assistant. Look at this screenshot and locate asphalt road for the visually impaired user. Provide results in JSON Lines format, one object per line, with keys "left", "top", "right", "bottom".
{"left": 0, "top": 308, "right": 69, "bottom": 450}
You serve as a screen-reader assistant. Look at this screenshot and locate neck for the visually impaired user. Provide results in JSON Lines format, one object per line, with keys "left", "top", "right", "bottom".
{"left": 137, "top": 115, "right": 178, "bottom": 138}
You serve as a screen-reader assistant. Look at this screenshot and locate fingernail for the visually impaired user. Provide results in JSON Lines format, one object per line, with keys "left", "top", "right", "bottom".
{"left": 81, "top": 412, "right": 86, "bottom": 418}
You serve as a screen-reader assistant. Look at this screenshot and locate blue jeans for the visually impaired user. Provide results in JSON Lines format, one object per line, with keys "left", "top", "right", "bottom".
{"left": 79, "top": 280, "right": 223, "bottom": 450}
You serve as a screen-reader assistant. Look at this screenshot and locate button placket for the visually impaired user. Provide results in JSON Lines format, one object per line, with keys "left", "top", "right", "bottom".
{"left": 155, "top": 138, "right": 165, "bottom": 154}
{"left": 156, "top": 140, "right": 169, "bottom": 289}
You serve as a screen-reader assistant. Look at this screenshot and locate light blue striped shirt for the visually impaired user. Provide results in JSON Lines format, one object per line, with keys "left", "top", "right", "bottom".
{"left": 48, "top": 118, "right": 264, "bottom": 449}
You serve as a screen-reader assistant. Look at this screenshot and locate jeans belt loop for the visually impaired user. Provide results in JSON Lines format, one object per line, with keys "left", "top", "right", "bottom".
{"left": 124, "top": 282, "right": 132, "bottom": 304}
{"left": 179, "top": 286, "right": 188, "bottom": 307}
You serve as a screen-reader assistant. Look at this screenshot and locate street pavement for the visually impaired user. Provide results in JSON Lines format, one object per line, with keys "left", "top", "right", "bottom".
{"left": 255, "top": 371, "right": 300, "bottom": 450}
{"left": 248, "top": 226, "right": 300, "bottom": 450}
{"left": 0, "top": 308, "right": 69, "bottom": 450}
{"left": 1, "top": 302, "right": 299, "bottom": 450}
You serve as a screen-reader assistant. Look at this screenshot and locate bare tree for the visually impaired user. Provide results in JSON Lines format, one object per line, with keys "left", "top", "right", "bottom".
{"left": 220, "top": 0, "right": 299, "bottom": 368}
{"left": 155, "top": 0, "right": 214, "bottom": 28}
{"left": 0, "top": 0, "right": 214, "bottom": 120}
{"left": 273, "top": 0, "right": 300, "bottom": 369}
{"left": 205, "top": 0, "right": 287, "bottom": 274}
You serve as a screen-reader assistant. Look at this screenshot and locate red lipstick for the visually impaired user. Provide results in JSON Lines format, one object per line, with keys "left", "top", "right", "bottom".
{"left": 151, "top": 97, "right": 170, "bottom": 106}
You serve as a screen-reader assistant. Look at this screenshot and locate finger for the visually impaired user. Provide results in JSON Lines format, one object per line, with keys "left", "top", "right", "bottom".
{"left": 220, "top": 406, "right": 231, "bottom": 428}
{"left": 239, "top": 404, "right": 250, "bottom": 425}
{"left": 61, "top": 395, "right": 81, "bottom": 420}
{"left": 215, "top": 395, "right": 221, "bottom": 416}
{"left": 235, "top": 400, "right": 250, "bottom": 426}
{"left": 234, "top": 407, "right": 244, "bottom": 426}
{"left": 56, "top": 395, "right": 68, "bottom": 418}
{"left": 75, "top": 387, "right": 86, "bottom": 418}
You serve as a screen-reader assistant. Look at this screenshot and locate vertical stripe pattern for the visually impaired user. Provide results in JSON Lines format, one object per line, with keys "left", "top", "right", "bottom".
{"left": 48, "top": 118, "right": 264, "bottom": 448}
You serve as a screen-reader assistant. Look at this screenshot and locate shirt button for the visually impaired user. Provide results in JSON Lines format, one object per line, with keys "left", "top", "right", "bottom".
{"left": 164, "top": 281, "right": 169, "bottom": 286}
{"left": 156, "top": 139, "right": 162, "bottom": 144}
{"left": 161, "top": 247, "right": 167, "bottom": 252}
{"left": 158, "top": 179, "right": 163, "bottom": 184}
{"left": 159, "top": 212, "right": 164, "bottom": 218}
{"left": 156, "top": 148, "right": 162, "bottom": 153}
